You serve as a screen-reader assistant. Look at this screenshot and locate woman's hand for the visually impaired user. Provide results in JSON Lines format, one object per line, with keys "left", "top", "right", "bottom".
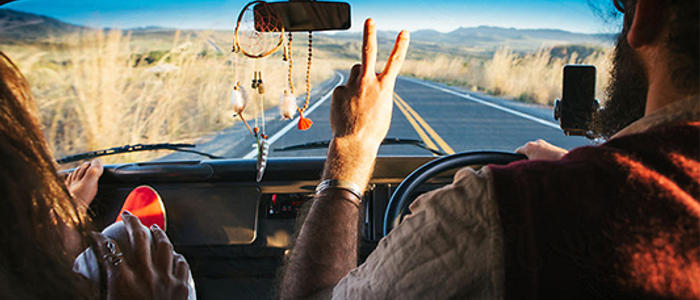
{"left": 91, "top": 211, "right": 190, "bottom": 300}
{"left": 515, "top": 139, "right": 568, "bottom": 161}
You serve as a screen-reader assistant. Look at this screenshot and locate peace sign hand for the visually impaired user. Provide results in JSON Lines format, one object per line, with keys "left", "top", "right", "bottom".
{"left": 330, "top": 19, "right": 410, "bottom": 145}
{"left": 324, "top": 19, "right": 409, "bottom": 187}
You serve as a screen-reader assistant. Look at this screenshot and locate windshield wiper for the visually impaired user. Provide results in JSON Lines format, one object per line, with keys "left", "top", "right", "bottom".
{"left": 273, "top": 137, "right": 446, "bottom": 156}
{"left": 56, "top": 143, "right": 223, "bottom": 164}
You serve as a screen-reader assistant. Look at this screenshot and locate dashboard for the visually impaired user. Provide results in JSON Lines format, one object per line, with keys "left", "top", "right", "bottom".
{"left": 87, "top": 156, "right": 454, "bottom": 299}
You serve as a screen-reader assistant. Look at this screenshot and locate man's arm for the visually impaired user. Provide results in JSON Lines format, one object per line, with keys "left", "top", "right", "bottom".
{"left": 279, "top": 18, "right": 409, "bottom": 299}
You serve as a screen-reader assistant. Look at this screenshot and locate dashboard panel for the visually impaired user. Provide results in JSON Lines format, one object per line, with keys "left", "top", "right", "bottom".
{"left": 86, "top": 156, "right": 455, "bottom": 299}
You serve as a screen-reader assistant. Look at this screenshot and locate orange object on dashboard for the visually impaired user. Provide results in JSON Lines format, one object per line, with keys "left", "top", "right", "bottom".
{"left": 115, "top": 185, "right": 167, "bottom": 230}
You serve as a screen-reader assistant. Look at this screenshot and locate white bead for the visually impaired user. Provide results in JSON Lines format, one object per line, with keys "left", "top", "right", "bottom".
{"left": 230, "top": 85, "right": 248, "bottom": 114}
{"left": 279, "top": 92, "right": 298, "bottom": 120}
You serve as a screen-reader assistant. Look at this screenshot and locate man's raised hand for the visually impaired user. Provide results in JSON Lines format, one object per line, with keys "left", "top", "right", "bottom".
{"left": 330, "top": 18, "right": 410, "bottom": 147}
{"left": 324, "top": 19, "right": 410, "bottom": 187}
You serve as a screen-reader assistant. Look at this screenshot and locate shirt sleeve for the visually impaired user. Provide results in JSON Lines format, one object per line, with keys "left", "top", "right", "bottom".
{"left": 331, "top": 166, "right": 505, "bottom": 299}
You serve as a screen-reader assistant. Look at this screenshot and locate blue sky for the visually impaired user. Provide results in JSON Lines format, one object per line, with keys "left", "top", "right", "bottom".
{"left": 5, "top": 0, "right": 621, "bottom": 33}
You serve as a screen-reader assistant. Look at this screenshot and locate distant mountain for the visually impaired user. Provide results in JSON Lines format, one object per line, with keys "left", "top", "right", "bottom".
{"left": 0, "top": 8, "right": 614, "bottom": 54}
{"left": 327, "top": 25, "right": 614, "bottom": 52}
{"left": 429, "top": 26, "right": 613, "bottom": 47}
{"left": 127, "top": 25, "right": 171, "bottom": 31}
{"left": 0, "top": 9, "right": 85, "bottom": 42}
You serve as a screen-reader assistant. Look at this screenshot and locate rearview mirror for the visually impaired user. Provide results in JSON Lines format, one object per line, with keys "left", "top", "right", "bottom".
{"left": 255, "top": 1, "right": 351, "bottom": 32}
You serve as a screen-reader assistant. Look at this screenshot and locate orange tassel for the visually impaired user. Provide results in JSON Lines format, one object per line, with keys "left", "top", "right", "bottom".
{"left": 297, "top": 112, "right": 313, "bottom": 130}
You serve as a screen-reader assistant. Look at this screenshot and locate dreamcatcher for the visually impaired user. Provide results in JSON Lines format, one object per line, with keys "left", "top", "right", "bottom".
{"left": 231, "top": 0, "right": 315, "bottom": 182}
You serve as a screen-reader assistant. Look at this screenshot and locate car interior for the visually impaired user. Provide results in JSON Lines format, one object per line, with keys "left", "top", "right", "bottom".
{"left": 2, "top": 0, "right": 615, "bottom": 298}
{"left": 87, "top": 156, "right": 466, "bottom": 299}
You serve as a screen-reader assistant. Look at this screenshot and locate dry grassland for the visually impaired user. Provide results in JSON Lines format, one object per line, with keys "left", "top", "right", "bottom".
{"left": 4, "top": 29, "right": 611, "bottom": 163}
{"left": 401, "top": 48, "right": 612, "bottom": 105}
{"left": 4, "top": 29, "right": 350, "bottom": 162}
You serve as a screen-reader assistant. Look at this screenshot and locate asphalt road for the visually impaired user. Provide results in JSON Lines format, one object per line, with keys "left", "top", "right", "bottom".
{"left": 163, "top": 71, "right": 592, "bottom": 161}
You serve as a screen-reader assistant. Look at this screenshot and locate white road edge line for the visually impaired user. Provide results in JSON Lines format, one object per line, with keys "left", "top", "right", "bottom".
{"left": 243, "top": 72, "right": 345, "bottom": 159}
{"left": 401, "top": 76, "right": 560, "bottom": 129}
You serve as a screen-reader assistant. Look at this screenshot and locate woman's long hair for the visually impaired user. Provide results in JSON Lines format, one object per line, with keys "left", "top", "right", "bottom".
{"left": 0, "top": 51, "right": 96, "bottom": 299}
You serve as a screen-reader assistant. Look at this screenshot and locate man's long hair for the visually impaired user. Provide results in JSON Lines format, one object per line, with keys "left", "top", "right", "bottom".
{"left": 0, "top": 52, "right": 96, "bottom": 299}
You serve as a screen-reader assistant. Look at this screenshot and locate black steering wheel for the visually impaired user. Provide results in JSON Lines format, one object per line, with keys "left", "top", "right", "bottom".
{"left": 382, "top": 151, "right": 526, "bottom": 237}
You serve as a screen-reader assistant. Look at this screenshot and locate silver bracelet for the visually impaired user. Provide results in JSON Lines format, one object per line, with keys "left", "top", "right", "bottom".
{"left": 315, "top": 179, "right": 364, "bottom": 202}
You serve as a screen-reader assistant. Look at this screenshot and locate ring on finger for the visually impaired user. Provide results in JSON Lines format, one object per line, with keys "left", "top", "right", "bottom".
{"left": 102, "top": 240, "right": 124, "bottom": 266}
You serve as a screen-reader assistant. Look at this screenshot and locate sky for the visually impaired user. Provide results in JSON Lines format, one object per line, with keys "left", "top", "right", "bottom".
{"left": 5, "top": 0, "right": 621, "bottom": 34}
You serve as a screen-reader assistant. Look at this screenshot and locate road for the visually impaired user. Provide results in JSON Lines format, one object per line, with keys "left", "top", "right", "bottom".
{"left": 163, "top": 71, "right": 591, "bottom": 161}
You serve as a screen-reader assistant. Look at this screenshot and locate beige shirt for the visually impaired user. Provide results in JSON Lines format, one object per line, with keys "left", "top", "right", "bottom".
{"left": 332, "top": 96, "right": 699, "bottom": 299}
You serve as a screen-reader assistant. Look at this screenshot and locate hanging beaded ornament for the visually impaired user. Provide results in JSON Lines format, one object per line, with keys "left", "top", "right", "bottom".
{"left": 280, "top": 31, "right": 315, "bottom": 130}
{"left": 280, "top": 32, "right": 298, "bottom": 120}
{"left": 296, "top": 31, "right": 314, "bottom": 131}
{"left": 232, "top": 0, "right": 284, "bottom": 182}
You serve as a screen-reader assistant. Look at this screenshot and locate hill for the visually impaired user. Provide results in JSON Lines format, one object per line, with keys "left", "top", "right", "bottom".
{"left": 0, "top": 8, "right": 613, "bottom": 59}
{"left": 328, "top": 25, "right": 614, "bottom": 53}
{"left": 419, "top": 26, "right": 612, "bottom": 49}
{"left": 0, "top": 9, "right": 84, "bottom": 42}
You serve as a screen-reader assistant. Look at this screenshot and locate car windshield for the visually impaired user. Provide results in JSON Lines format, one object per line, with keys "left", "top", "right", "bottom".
{"left": 2, "top": 0, "right": 621, "bottom": 164}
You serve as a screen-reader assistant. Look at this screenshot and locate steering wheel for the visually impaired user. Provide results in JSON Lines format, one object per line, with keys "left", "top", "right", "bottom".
{"left": 382, "top": 151, "right": 526, "bottom": 237}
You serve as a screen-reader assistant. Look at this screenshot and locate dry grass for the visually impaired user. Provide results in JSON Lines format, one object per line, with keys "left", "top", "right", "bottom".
{"left": 401, "top": 47, "right": 612, "bottom": 105}
{"left": 5, "top": 28, "right": 612, "bottom": 163}
{"left": 4, "top": 29, "right": 346, "bottom": 163}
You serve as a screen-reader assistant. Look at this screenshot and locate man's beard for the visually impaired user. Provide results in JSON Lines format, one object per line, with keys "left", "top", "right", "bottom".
{"left": 590, "top": 32, "right": 648, "bottom": 139}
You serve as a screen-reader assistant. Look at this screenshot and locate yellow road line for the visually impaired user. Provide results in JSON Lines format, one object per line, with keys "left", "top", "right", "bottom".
{"left": 392, "top": 96, "right": 440, "bottom": 156}
{"left": 394, "top": 92, "right": 456, "bottom": 155}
